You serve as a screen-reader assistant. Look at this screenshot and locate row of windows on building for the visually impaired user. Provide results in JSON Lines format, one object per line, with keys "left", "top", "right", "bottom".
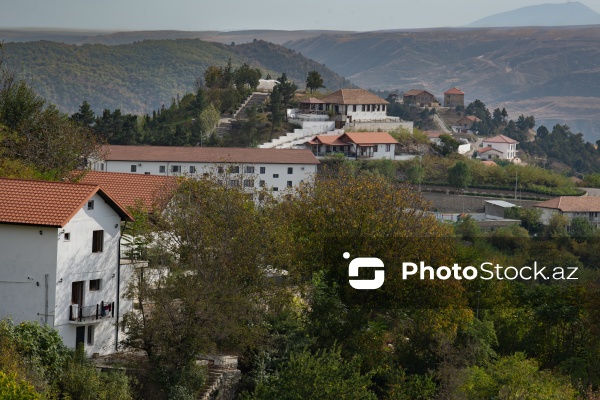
{"left": 131, "top": 165, "right": 298, "bottom": 175}
{"left": 226, "top": 179, "right": 294, "bottom": 190}
{"left": 321, "top": 144, "right": 392, "bottom": 153}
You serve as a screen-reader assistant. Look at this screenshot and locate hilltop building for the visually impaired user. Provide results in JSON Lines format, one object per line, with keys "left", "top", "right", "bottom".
{"left": 534, "top": 197, "right": 600, "bottom": 229}
{"left": 402, "top": 90, "right": 439, "bottom": 107}
{"left": 479, "top": 135, "right": 518, "bottom": 161}
{"left": 444, "top": 87, "right": 465, "bottom": 108}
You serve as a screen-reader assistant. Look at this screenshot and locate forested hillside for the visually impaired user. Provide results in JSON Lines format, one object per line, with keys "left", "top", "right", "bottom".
{"left": 2, "top": 39, "right": 351, "bottom": 114}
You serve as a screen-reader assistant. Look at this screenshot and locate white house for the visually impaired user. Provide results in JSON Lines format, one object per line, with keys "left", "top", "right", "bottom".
{"left": 0, "top": 178, "right": 134, "bottom": 355}
{"left": 481, "top": 135, "right": 518, "bottom": 160}
{"left": 321, "top": 89, "right": 389, "bottom": 122}
{"left": 534, "top": 196, "right": 600, "bottom": 229}
{"left": 306, "top": 131, "right": 398, "bottom": 160}
{"left": 91, "top": 145, "right": 319, "bottom": 195}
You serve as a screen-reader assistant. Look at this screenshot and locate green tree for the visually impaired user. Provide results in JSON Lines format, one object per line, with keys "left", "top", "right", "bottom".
{"left": 275, "top": 73, "right": 297, "bottom": 122}
{"left": 247, "top": 347, "right": 376, "bottom": 400}
{"left": 198, "top": 102, "right": 220, "bottom": 140}
{"left": 0, "top": 371, "right": 40, "bottom": 400}
{"left": 570, "top": 216, "right": 594, "bottom": 241}
{"left": 268, "top": 85, "right": 285, "bottom": 139}
{"left": 448, "top": 161, "right": 472, "bottom": 192}
{"left": 435, "top": 134, "right": 460, "bottom": 156}
{"left": 305, "top": 70, "right": 325, "bottom": 93}
{"left": 71, "top": 100, "right": 96, "bottom": 126}
{"left": 234, "top": 63, "right": 262, "bottom": 92}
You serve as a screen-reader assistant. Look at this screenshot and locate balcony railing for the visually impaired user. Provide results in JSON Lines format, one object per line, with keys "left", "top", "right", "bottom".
{"left": 69, "top": 301, "right": 114, "bottom": 323}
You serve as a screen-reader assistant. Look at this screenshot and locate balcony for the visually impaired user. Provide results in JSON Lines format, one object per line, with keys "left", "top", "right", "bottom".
{"left": 69, "top": 301, "right": 114, "bottom": 324}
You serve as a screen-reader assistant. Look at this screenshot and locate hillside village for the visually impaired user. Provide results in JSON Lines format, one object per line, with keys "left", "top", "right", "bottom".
{"left": 3, "top": 56, "right": 600, "bottom": 400}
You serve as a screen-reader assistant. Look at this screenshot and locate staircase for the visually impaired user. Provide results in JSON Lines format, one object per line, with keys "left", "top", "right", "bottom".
{"left": 235, "top": 92, "right": 268, "bottom": 120}
{"left": 197, "top": 356, "right": 240, "bottom": 400}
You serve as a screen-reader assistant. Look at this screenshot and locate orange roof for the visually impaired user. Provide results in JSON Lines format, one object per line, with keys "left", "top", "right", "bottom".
{"left": 101, "top": 145, "right": 319, "bottom": 165}
{"left": 478, "top": 146, "right": 503, "bottom": 154}
{"left": 403, "top": 89, "right": 437, "bottom": 98}
{"left": 321, "top": 89, "right": 388, "bottom": 105}
{"left": 77, "top": 171, "right": 178, "bottom": 211}
{"left": 340, "top": 132, "right": 398, "bottom": 145}
{"left": 306, "top": 135, "right": 348, "bottom": 146}
{"left": 535, "top": 196, "right": 600, "bottom": 212}
{"left": 0, "top": 178, "right": 133, "bottom": 228}
{"left": 483, "top": 134, "right": 519, "bottom": 144}
{"left": 444, "top": 87, "right": 465, "bottom": 95}
{"left": 423, "top": 131, "right": 444, "bottom": 138}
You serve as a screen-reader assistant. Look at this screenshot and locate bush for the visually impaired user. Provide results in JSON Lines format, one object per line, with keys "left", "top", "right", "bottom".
{"left": 0, "top": 371, "right": 40, "bottom": 400}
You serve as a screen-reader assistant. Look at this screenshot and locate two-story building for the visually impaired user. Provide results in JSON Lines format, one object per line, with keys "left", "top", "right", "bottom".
{"left": 443, "top": 87, "right": 465, "bottom": 108}
{"left": 91, "top": 145, "right": 319, "bottom": 195}
{"left": 481, "top": 135, "right": 518, "bottom": 160}
{"left": 0, "top": 178, "right": 134, "bottom": 355}
{"left": 306, "top": 132, "right": 398, "bottom": 160}
{"left": 403, "top": 90, "right": 439, "bottom": 107}
{"left": 534, "top": 196, "right": 600, "bottom": 229}
{"left": 320, "top": 89, "right": 390, "bottom": 123}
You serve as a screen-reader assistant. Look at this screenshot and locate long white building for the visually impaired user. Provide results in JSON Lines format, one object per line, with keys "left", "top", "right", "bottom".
{"left": 91, "top": 146, "right": 319, "bottom": 194}
{"left": 0, "top": 178, "right": 134, "bottom": 356}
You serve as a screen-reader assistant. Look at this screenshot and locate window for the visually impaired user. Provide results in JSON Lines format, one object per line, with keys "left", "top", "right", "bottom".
{"left": 245, "top": 166, "right": 255, "bottom": 173}
{"left": 362, "top": 105, "right": 366, "bottom": 111}
{"left": 159, "top": 165, "right": 166, "bottom": 173}
{"left": 229, "top": 179, "right": 240, "bottom": 187}
{"left": 243, "top": 179, "right": 254, "bottom": 188}
{"left": 382, "top": 105, "right": 386, "bottom": 111}
{"left": 373, "top": 145, "right": 378, "bottom": 152}
{"left": 171, "top": 165, "right": 181, "bottom": 173}
{"left": 353, "top": 105, "right": 357, "bottom": 112}
{"left": 386, "top": 144, "right": 391, "bottom": 152}
{"left": 144, "top": 172, "right": 150, "bottom": 175}
{"left": 130, "top": 165, "right": 137, "bottom": 172}
{"left": 92, "top": 230, "right": 104, "bottom": 253}
{"left": 259, "top": 180, "right": 266, "bottom": 187}
{"left": 100, "top": 163, "right": 104, "bottom": 171}
{"left": 287, "top": 181, "right": 292, "bottom": 187}
{"left": 64, "top": 232, "right": 70, "bottom": 241}
{"left": 218, "top": 166, "right": 224, "bottom": 174}
{"left": 367, "top": 105, "right": 371, "bottom": 111}
{"left": 89, "top": 279, "right": 101, "bottom": 291}
{"left": 87, "top": 200, "right": 94, "bottom": 210}
{"left": 287, "top": 167, "right": 293, "bottom": 174}
{"left": 272, "top": 187, "right": 279, "bottom": 192}
{"left": 87, "top": 326, "right": 94, "bottom": 345}
{"left": 229, "top": 166, "right": 240, "bottom": 173}
{"left": 273, "top": 174, "right": 279, "bottom": 178}
{"left": 189, "top": 166, "right": 196, "bottom": 174}
{"left": 260, "top": 167, "right": 266, "bottom": 174}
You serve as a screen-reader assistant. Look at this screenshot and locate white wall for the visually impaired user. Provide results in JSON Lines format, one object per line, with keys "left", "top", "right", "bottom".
{"left": 483, "top": 141, "right": 516, "bottom": 160}
{"left": 0, "top": 225, "right": 58, "bottom": 326}
{"left": 99, "top": 161, "right": 316, "bottom": 195}
{"left": 55, "top": 193, "right": 123, "bottom": 355}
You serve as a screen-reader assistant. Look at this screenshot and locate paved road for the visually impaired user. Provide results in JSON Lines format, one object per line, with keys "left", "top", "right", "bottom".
{"left": 433, "top": 113, "right": 451, "bottom": 134}
{"left": 581, "top": 188, "right": 600, "bottom": 196}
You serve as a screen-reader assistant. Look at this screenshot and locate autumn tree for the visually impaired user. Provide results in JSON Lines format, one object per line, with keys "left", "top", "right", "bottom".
{"left": 305, "top": 70, "right": 325, "bottom": 93}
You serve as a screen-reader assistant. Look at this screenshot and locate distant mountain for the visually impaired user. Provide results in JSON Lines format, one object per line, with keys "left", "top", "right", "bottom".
{"left": 468, "top": 2, "right": 600, "bottom": 27}
{"left": 285, "top": 26, "right": 600, "bottom": 141}
{"left": 2, "top": 39, "right": 352, "bottom": 114}
{"left": 0, "top": 29, "right": 351, "bottom": 46}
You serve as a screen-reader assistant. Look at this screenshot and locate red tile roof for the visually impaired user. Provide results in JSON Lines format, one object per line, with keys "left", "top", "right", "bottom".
{"left": 483, "top": 134, "right": 519, "bottom": 144}
{"left": 101, "top": 145, "right": 319, "bottom": 165}
{"left": 423, "top": 131, "right": 444, "bottom": 138}
{"left": 444, "top": 87, "right": 465, "bottom": 95}
{"left": 77, "top": 171, "right": 178, "bottom": 211}
{"left": 306, "top": 135, "right": 348, "bottom": 146}
{"left": 321, "top": 89, "right": 389, "bottom": 105}
{"left": 535, "top": 196, "right": 600, "bottom": 212}
{"left": 0, "top": 178, "right": 133, "bottom": 227}
{"left": 478, "top": 146, "right": 503, "bottom": 154}
{"left": 403, "top": 89, "right": 437, "bottom": 98}
{"left": 340, "top": 132, "right": 398, "bottom": 145}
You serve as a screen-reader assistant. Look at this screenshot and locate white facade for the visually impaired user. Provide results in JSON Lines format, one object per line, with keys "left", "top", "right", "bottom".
{"left": 93, "top": 161, "right": 316, "bottom": 195}
{"left": 0, "top": 193, "right": 130, "bottom": 356}
{"left": 330, "top": 104, "right": 388, "bottom": 121}
{"left": 536, "top": 208, "right": 600, "bottom": 229}
{"left": 482, "top": 140, "right": 517, "bottom": 160}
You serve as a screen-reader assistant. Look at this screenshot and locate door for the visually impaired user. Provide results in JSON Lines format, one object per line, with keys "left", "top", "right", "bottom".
{"left": 75, "top": 326, "right": 85, "bottom": 348}
{"left": 71, "top": 281, "right": 84, "bottom": 307}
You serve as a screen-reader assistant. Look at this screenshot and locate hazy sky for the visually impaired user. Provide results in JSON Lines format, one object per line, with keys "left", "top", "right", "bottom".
{"left": 1, "top": 0, "right": 600, "bottom": 31}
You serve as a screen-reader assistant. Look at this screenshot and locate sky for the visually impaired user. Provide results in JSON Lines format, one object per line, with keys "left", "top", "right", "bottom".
{"left": 1, "top": 0, "right": 600, "bottom": 32}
